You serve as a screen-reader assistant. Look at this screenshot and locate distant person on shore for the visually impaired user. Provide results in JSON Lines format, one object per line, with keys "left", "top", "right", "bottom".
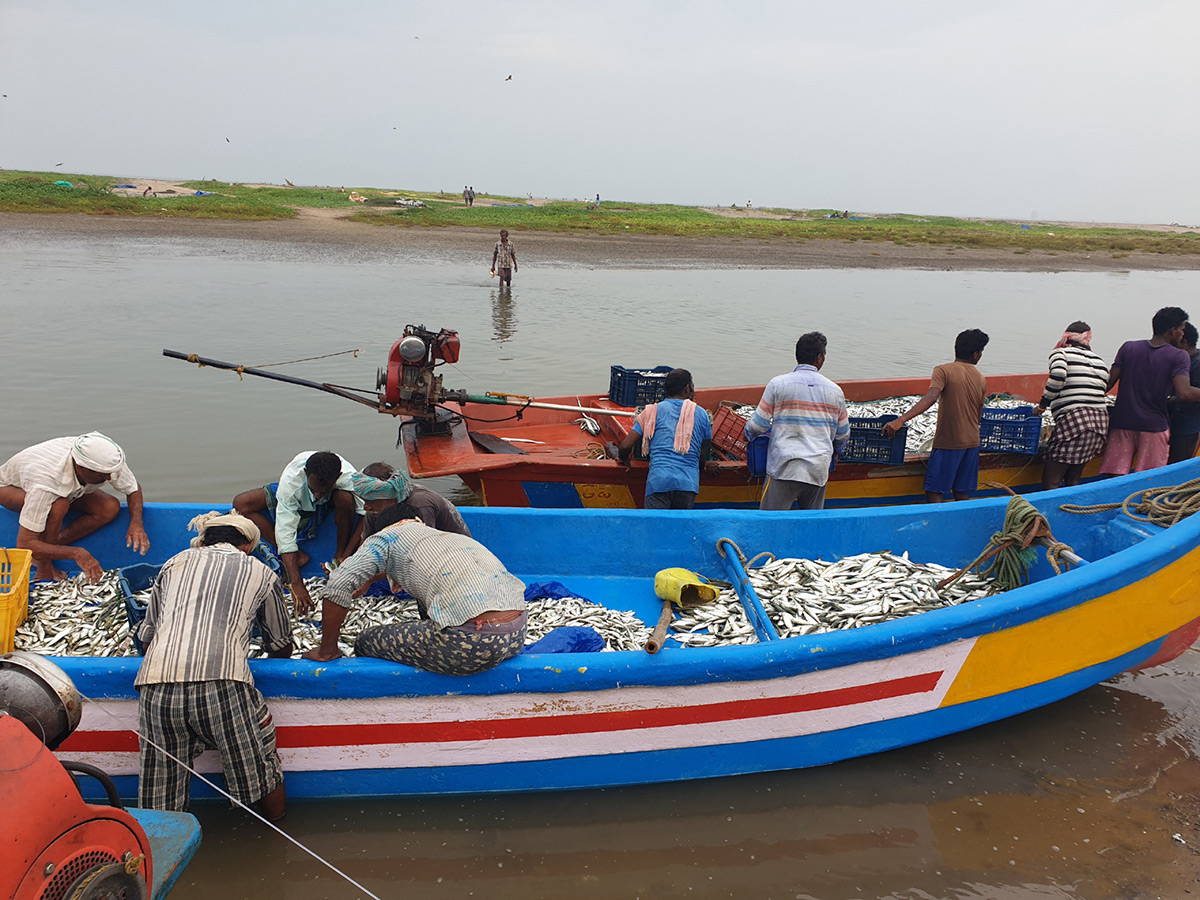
{"left": 1100, "top": 307, "right": 1200, "bottom": 476}
{"left": 1034, "top": 321, "right": 1110, "bottom": 490}
{"left": 1168, "top": 322, "right": 1200, "bottom": 464}
{"left": 744, "top": 332, "right": 849, "bottom": 511}
{"left": 609, "top": 368, "right": 716, "bottom": 509}
{"left": 491, "top": 229, "right": 518, "bottom": 286}
{"left": 463, "top": 186, "right": 470, "bottom": 205}
{"left": 469, "top": 186, "right": 476, "bottom": 206}
{"left": 0, "top": 432, "right": 149, "bottom": 582}
{"left": 883, "top": 329, "right": 989, "bottom": 502}
{"left": 233, "top": 450, "right": 363, "bottom": 615}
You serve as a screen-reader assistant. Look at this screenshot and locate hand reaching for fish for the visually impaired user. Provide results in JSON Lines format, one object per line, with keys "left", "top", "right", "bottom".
{"left": 126, "top": 525, "right": 150, "bottom": 555}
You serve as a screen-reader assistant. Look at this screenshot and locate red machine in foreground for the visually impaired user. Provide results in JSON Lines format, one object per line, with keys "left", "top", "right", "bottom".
{"left": 1, "top": 652, "right": 199, "bottom": 900}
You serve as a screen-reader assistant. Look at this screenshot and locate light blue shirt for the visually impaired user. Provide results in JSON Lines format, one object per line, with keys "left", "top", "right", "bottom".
{"left": 745, "top": 366, "right": 849, "bottom": 486}
{"left": 274, "top": 451, "right": 363, "bottom": 554}
{"left": 632, "top": 398, "right": 713, "bottom": 495}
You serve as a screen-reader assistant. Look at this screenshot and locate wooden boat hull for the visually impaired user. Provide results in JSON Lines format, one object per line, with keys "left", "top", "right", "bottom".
{"left": 403, "top": 373, "right": 1070, "bottom": 508}
{"left": 7, "top": 459, "right": 1199, "bottom": 799}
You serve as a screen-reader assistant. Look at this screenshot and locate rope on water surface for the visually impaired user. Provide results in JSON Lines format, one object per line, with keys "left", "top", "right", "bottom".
{"left": 1060, "top": 477, "right": 1200, "bottom": 528}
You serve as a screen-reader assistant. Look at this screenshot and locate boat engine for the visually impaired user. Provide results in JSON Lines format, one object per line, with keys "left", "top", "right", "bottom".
{"left": 378, "top": 324, "right": 466, "bottom": 434}
{"left": 0, "top": 652, "right": 154, "bottom": 900}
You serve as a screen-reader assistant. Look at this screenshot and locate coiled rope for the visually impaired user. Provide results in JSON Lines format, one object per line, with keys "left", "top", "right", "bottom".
{"left": 1060, "top": 477, "right": 1200, "bottom": 528}
{"left": 938, "top": 493, "right": 1077, "bottom": 593}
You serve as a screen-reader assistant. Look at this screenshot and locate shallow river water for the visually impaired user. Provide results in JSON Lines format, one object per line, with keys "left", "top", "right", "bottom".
{"left": 3, "top": 221, "right": 1200, "bottom": 898}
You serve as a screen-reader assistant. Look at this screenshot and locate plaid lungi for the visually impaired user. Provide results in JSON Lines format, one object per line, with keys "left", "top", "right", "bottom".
{"left": 138, "top": 680, "right": 283, "bottom": 811}
{"left": 1045, "top": 405, "right": 1109, "bottom": 465}
{"left": 355, "top": 611, "right": 527, "bottom": 676}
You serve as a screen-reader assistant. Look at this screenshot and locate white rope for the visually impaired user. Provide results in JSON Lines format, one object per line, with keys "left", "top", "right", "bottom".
{"left": 79, "top": 692, "right": 386, "bottom": 900}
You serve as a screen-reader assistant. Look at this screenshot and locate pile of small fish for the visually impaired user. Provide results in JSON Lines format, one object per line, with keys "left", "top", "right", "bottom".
{"left": 748, "top": 551, "right": 995, "bottom": 638}
{"left": 524, "top": 596, "right": 652, "bottom": 652}
{"left": 669, "top": 588, "right": 758, "bottom": 646}
{"left": 19, "top": 573, "right": 137, "bottom": 656}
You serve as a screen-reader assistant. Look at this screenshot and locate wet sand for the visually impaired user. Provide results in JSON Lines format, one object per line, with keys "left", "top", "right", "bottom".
{"left": 3, "top": 208, "right": 1198, "bottom": 273}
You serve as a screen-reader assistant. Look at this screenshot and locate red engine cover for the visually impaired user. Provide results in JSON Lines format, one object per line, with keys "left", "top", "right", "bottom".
{"left": 0, "top": 716, "right": 152, "bottom": 900}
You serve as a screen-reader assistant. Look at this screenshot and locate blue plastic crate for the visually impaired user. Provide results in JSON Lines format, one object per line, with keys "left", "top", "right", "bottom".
{"left": 841, "top": 415, "right": 908, "bottom": 465}
{"left": 608, "top": 365, "right": 673, "bottom": 407}
{"left": 980, "top": 405, "right": 1042, "bottom": 454}
{"left": 118, "top": 563, "right": 161, "bottom": 654}
{"left": 747, "top": 431, "right": 771, "bottom": 478}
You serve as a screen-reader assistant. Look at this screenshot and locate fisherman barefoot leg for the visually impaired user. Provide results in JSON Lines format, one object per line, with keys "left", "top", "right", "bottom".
{"left": 54, "top": 491, "right": 120, "bottom": 545}
{"left": 233, "top": 488, "right": 277, "bottom": 548}
{"left": 258, "top": 782, "right": 287, "bottom": 821}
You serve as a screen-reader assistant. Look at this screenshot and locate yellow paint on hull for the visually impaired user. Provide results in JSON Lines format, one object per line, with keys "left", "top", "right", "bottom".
{"left": 941, "top": 545, "right": 1200, "bottom": 706}
{"left": 576, "top": 484, "right": 637, "bottom": 508}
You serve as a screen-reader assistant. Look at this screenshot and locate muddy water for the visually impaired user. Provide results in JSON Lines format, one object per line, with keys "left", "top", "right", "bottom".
{"left": 3, "top": 222, "right": 1200, "bottom": 898}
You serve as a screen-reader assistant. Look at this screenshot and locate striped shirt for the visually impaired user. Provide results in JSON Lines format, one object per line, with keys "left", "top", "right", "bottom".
{"left": 325, "top": 520, "right": 525, "bottom": 627}
{"left": 744, "top": 365, "right": 849, "bottom": 486}
{"left": 0, "top": 436, "right": 139, "bottom": 532}
{"left": 1040, "top": 345, "right": 1110, "bottom": 415}
{"left": 273, "top": 451, "right": 363, "bottom": 554}
{"left": 135, "top": 545, "right": 292, "bottom": 687}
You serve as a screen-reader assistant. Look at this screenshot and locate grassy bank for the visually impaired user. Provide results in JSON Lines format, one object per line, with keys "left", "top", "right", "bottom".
{"left": 3, "top": 169, "right": 1198, "bottom": 257}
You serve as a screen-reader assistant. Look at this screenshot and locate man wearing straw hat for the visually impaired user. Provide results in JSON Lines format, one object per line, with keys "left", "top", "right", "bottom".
{"left": 136, "top": 511, "right": 293, "bottom": 819}
{"left": 0, "top": 432, "right": 149, "bottom": 583}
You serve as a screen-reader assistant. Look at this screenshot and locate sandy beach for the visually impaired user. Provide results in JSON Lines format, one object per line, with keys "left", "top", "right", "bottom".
{"left": 4, "top": 204, "right": 1198, "bottom": 273}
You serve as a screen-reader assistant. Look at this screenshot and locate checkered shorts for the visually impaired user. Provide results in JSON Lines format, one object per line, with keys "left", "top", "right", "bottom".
{"left": 138, "top": 681, "right": 283, "bottom": 811}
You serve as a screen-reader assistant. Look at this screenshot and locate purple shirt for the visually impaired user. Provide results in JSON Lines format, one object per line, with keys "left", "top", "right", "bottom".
{"left": 1110, "top": 340, "right": 1191, "bottom": 432}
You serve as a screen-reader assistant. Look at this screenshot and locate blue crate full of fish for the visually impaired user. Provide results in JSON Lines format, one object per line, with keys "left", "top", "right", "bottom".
{"left": 841, "top": 415, "right": 908, "bottom": 465}
{"left": 608, "top": 365, "right": 674, "bottom": 408}
{"left": 979, "top": 405, "right": 1042, "bottom": 454}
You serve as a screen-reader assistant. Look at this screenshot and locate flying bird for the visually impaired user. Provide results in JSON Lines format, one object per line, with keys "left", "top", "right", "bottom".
{"left": 225, "top": 137, "right": 230, "bottom": 142}
{"left": 505, "top": 75, "right": 512, "bottom": 81}
{"left": 55, "top": 162, "right": 62, "bottom": 166}
{"left": 285, "top": 179, "right": 294, "bottom": 186}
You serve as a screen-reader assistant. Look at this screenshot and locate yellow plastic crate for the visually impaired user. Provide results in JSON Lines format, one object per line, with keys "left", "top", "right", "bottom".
{"left": 0, "top": 548, "right": 32, "bottom": 654}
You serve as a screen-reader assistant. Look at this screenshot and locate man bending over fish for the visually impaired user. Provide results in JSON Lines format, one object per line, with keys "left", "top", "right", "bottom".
{"left": 303, "top": 502, "right": 527, "bottom": 675}
{"left": 0, "top": 432, "right": 149, "bottom": 582}
{"left": 233, "top": 450, "right": 363, "bottom": 615}
{"left": 136, "top": 512, "right": 292, "bottom": 820}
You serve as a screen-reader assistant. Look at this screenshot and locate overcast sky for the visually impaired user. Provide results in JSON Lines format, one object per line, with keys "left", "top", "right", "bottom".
{"left": 2, "top": 1, "right": 1197, "bottom": 224}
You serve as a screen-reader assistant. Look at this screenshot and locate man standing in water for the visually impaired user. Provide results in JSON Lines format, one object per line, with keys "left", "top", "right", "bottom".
{"left": 491, "top": 229, "right": 518, "bottom": 286}
{"left": 0, "top": 432, "right": 149, "bottom": 581}
{"left": 883, "top": 329, "right": 989, "bottom": 502}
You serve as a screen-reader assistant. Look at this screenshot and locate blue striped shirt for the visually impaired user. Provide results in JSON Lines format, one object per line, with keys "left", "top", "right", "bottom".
{"left": 744, "top": 365, "right": 849, "bottom": 486}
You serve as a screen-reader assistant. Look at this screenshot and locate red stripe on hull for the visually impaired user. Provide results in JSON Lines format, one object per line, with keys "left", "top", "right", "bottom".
{"left": 60, "top": 670, "right": 943, "bottom": 753}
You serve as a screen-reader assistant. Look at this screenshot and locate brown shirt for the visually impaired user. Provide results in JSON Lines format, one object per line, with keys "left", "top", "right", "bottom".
{"left": 930, "top": 360, "right": 987, "bottom": 450}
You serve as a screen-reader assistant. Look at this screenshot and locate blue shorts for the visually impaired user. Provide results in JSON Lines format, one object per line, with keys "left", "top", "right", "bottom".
{"left": 924, "top": 447, "right": 980, "bottom": 496}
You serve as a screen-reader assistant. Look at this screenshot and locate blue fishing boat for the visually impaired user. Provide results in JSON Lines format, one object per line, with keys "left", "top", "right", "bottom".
{"left": 4, "top": 461, "right": 1199, "bottom": 799}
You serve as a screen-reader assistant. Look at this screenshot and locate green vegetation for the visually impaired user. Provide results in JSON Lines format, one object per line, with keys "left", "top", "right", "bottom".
{"left": 2, "top": 168, "right": 1198, "bottom": 257}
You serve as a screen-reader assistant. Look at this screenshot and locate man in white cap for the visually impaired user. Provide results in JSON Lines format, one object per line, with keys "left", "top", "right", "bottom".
{"left": 136, "top": 511, "right": 293, "bottom": 819}
{"left": 0, "top": 432, "right": 149, "bottom": 582}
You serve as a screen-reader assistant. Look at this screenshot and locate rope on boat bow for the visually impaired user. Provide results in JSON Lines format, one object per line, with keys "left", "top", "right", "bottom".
{"left": 715, "top": 538, "right": 774, "bottom": 570}
{"left": 1059, "top": 477, "right": 1200, "bottom": 528}
{"left": 938, "top": 491, "right": 1077, "bottom": 593}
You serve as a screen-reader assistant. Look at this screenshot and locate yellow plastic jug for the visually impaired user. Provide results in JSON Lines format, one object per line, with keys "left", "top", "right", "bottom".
{"left": 654, "top": 567, "right": 719, "bottom": 607}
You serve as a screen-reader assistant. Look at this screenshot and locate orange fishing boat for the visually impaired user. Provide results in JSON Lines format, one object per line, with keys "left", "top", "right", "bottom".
{"left": 403, "top": 373, "right": 1078, "bottom": 508}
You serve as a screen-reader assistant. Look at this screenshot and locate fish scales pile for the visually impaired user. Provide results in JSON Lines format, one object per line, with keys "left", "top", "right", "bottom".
{"left": 749, "top": 551, "right": 995, "bottom": 638}
{"left": 669, "top": 589, "right": 757, "bottom": 647}
{"left": 20, "top": 573, "right": 137, "bottom": 656}
{"left": 524, "top": 596, "right": 652, "bottom": 652}
{"left": 731, "top": 396, "right": 1050, "bottom": 456}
